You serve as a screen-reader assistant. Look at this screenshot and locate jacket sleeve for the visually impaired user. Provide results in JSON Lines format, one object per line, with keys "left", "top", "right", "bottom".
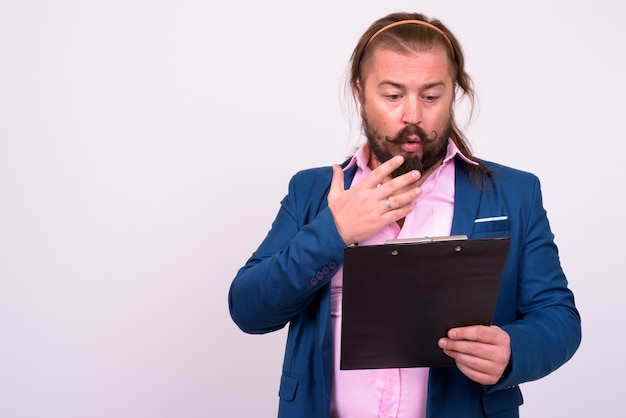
{"left": 488, "top": 175, "right": 581, "bottom": 392}
{"left": 228, "top": 169, "right": 346, "bottom": 334}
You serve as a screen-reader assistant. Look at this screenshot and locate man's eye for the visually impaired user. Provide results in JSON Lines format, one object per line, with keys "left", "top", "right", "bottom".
{"left": 424, "top": 95, "right": 439, "bottom": 103}
{"left": 386, "top": 94, "right": 401, "bottom": 101}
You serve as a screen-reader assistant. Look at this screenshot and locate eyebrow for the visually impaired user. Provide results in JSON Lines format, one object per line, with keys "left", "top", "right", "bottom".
{"left": 378, "top": 80, "right": 447, "bottom": 91}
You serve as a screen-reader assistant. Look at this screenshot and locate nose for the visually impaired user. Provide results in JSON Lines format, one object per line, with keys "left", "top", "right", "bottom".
{"left": 402, "top": 96, "right": 421, "bottom": 125}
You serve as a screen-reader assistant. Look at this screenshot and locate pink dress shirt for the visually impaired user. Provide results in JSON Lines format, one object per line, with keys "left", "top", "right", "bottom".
{"left": 329, "top": 140, "right": 476, "bottom": 418}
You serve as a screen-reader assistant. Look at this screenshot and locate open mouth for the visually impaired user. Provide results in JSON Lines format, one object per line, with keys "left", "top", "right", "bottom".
{"left": 400, "top": 141, "right": 421, "bottom": 153}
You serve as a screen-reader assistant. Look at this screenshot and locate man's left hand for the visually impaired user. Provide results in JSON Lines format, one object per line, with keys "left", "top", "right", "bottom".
{"left": 438, "top": 325, "right": 511, "bottom": 385}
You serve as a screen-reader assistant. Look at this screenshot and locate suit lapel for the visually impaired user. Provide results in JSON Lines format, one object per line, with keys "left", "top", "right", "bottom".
{"left": 343, "top": 160, "right": 358, "bottom": 190}
{"left": 450, "top": 158, "right": 482, "bottom": 237}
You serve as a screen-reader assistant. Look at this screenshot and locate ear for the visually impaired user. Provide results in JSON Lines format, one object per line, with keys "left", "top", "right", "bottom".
{"left": 356, "top": 81, "right": 364, "bottom": 105}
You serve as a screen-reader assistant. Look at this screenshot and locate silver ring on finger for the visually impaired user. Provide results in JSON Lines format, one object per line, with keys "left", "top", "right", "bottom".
{"left": 385, "top": 197, "right": 392, "bottom": 211}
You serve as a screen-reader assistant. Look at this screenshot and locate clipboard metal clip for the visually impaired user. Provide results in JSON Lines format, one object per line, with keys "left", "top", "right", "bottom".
{"left": 385, "top": 235, "right": 468, "bottom": 245}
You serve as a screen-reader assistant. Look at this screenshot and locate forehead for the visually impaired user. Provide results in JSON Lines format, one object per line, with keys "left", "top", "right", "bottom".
{"left": 362, "top": 47, "right": 454, "bottom": 87}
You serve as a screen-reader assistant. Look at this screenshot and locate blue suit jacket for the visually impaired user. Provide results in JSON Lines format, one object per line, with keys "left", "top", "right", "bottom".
{"left": 229, "top": 157, "right": 581, "bottom": 418}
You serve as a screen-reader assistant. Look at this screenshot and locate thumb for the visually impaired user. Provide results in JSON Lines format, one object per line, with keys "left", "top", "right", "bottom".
{"left": 328, "top": 164, "right": 345, "bottom": 199}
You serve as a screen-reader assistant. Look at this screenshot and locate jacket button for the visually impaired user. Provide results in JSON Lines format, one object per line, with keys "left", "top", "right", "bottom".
{"left": 309, "top": 278, "right": 319, "bottom": 286}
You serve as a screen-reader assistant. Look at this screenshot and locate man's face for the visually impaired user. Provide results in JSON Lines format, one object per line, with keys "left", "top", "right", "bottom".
{"left": 358, "top": 47, "right": 455, "bottom": 177}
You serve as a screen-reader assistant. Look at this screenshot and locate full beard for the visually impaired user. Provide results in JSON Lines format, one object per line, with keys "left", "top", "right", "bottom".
{"left": 364, "top": 118, "right": 451, "bottom": 178}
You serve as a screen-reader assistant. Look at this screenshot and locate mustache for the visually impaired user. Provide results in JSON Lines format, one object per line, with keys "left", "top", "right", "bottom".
{"left": 384, "top": 125, "right": 439, "bottom": 145}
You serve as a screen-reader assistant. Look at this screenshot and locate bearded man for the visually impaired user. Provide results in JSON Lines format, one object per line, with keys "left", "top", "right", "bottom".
{"left": 229, "top": 12, "right": 581, "bottom": 418}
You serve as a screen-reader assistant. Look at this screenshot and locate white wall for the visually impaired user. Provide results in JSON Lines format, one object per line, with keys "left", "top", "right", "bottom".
{"left": 1, "top": 1, "right": 623, "bottom": 417}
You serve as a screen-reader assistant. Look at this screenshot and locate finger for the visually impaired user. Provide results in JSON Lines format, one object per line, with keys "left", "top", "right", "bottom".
{"left": 440, "top": 338, "right": 494, "bottom": 362}
{"left": 328, "top": 164, "right": 345, "bottom": 198}
{"left": 385, "top": 184, "right": 423, "bottom": 209}
{"left": 363, "top": 155, "right": 406, "bottom": 187}
{"left": 447, "top": 326, "right": 506, "bottom": 345}
{"left": 440, "top": 343, "right": 504, "bottom": 381}
{"left": 455, "top": 359, "right": 501, "bottom": 386}
{"left": 383, "top": 170, "right": 423, "bottom": 197}
{"left": 452, "top": 347, "right": 507, "bottom": 384}
{"left": 439, "top": 330, "right": 510, "bottom": 385}
{"left": 444, "top": 348, "right": 492, "bottom": 371}
{"left": 440, "top": 333, "right": 510, "bottom": 366}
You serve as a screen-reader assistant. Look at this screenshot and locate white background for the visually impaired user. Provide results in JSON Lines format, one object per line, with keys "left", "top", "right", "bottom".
{"left": 1, "top": 0, "right": 624, "bottom": 417}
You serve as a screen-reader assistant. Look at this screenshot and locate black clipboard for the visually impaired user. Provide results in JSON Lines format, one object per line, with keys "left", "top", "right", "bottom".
{"left": 340, "top": 236, "right": 511, "bottom": 369}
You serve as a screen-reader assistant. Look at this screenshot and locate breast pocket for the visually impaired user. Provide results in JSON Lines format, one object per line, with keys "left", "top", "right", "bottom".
{"left": 472, "top": 216, "right": 511, "bottom": 238}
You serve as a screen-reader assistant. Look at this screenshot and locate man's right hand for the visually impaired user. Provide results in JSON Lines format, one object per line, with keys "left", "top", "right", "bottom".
{"left": 327, "top": 155, "right": 424, "bottom": 245}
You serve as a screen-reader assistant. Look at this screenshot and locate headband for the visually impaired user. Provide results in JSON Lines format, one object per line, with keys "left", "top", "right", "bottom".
{"left": 365, "top": 19, "right": 455, "bottom": 58}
